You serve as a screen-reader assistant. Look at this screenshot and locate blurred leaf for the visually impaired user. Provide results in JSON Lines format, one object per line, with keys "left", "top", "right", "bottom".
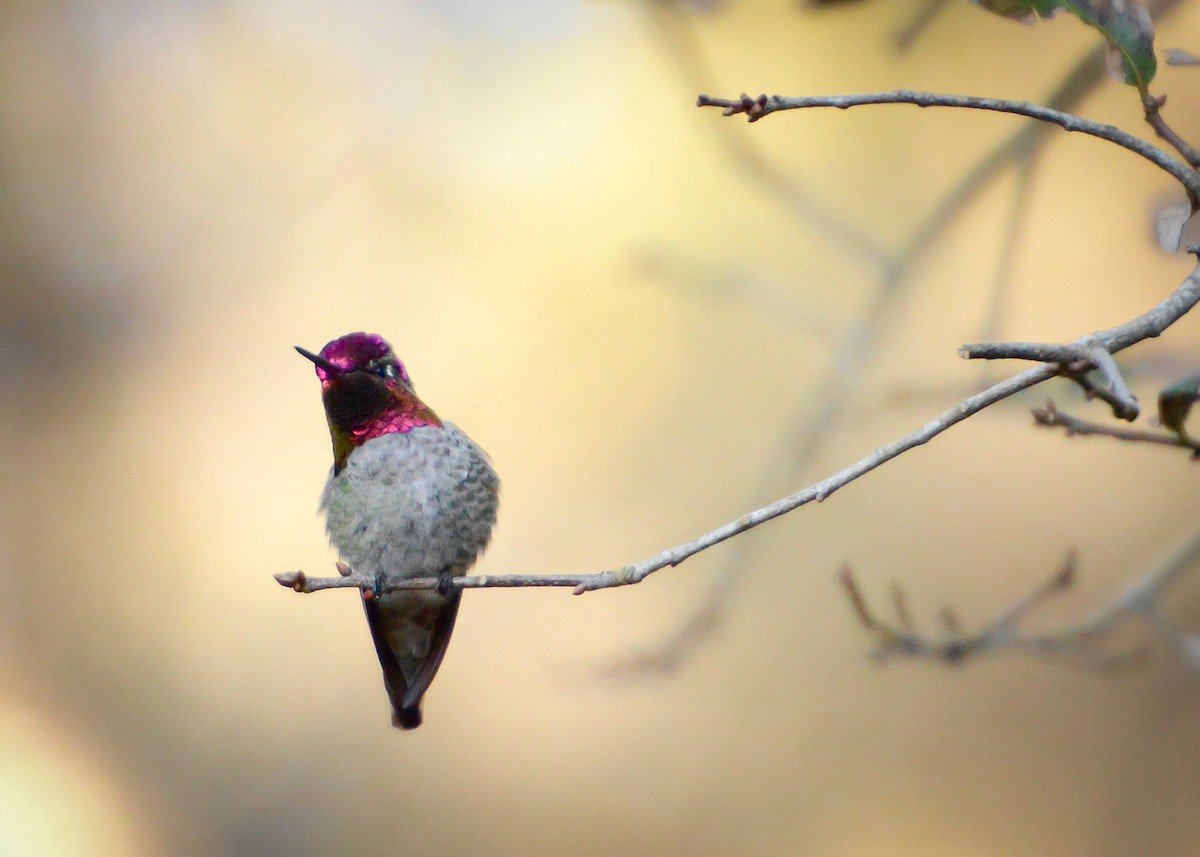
{"left": 1089, "top": 0, "right": 1156, "bottom": 88}
{"left": 1155, "top": 199, "right": 1191, "bottom": 252}
{"left": 1158, "top": 372, "right": 1200, "bottom": 437}
{"left": 974, "top": 0, "right": 1038, "bottom": 23}
{"left": 974, "top": 0, "right": 1157, "bottom": 88}
{"left": 1165, "top": 47, "right": 1200, "bottom": 66}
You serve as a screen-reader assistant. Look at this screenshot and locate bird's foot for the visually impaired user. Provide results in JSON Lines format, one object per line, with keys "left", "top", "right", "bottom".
{"left": 436, "top": 568, "right": 456, "bottom": 598}
{"left": 360, "top": 572, "right": 385, "bottom": 602}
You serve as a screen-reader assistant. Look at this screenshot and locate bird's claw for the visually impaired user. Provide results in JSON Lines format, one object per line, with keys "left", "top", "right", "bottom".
{"left": 360, "top": 572, "right": 385, "bottom": 601}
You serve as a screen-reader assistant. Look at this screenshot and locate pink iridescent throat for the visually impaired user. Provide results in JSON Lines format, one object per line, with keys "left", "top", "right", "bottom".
{"left": 323, "top": 383, "right": 442, "bottom": 474}
{"left": 340, "top": 390, "right": 441, "bottom": 442}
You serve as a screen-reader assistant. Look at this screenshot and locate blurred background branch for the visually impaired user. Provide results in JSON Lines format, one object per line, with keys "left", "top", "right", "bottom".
{"left": 842, "top": 525, "right": 1200, "bottom": 672}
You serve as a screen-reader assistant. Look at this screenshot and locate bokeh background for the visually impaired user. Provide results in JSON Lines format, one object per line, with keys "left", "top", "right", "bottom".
{"left": 4, "top": 1, "right": 1200, "bottom": 855}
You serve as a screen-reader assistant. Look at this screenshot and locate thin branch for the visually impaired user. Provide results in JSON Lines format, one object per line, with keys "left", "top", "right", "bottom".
{"left": 1142, "top": 92, "right": 1200, "bottom": 169}
{"left": 1066, "top": 358, "right": 1139, "bottom": 420}
{"left": 889, "top": 348, "right": 1200, "bottom": 410}
{"left": 696, "top": 91, "right": 1200, "bottom": 204}
{"left": 1083, "top": 345, "right": 1139, "bottom": 417}
{"left": 1032, "top": 399, "right": 1200, "bottom": 456}
{"left": 843, "top": 527, "right": 1200, "bottom": 670}
{"left": 275, "top": 569, "right": 600, "bottom": 593}
{"left": 961, "top": 338, "right": 1140, "bottom": 420}
{"left": 891, "top": 582, "right": 916, "bottom": 632}
{"left": 595, "top": 305, "right": 886, "bottom": 675}
{"left": 961, "top": 341, "right": 1087, "bottom": 361}
{"left": 278, "top": 264, "right": 1200, "bottom": 597}
{"left": 838, "top": 553, "right": 1138, "bottom": 666}
{"left": 1121, "top": 526, "right": 1200, "bottom": 610}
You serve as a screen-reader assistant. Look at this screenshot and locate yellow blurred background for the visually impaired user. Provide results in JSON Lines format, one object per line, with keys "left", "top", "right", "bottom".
{"left": 3, "top": 1, "right": 1200, "bottom": 855}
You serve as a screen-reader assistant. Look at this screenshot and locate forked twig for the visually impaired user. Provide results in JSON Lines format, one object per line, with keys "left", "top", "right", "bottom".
{"left": 1032, "top": 399, "right": 1200, "bottom": 457}
{"left": 842, "top": 527, "right": 1200, "bottom": 671}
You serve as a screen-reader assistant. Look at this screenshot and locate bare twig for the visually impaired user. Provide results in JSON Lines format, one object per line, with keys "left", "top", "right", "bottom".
{"left": 891, "top": 582, "right": 916, "bottom": 632}
{"left": 843, "top": 528, "right": 1200, "bottom": 671}
{"left": 1142, "top": 92, "right": 1200, "bottom": 170}
{"left": 1079, "top": 346, "right": 1139, "bottom": 419}
{"left": 1032, "top": 399, "right": 1200, "bottom": 456}
{"left": 961, "top": 341, "right": 1093, "bottom": 361}
{"left": 839, "top": 553, "right": 1132, "bottom": 666}
{"left": 275, "top": 569, "right": 604, "bottom": 593}
{"left": 278, "top": 264, "right": 1200, "bottom": 597}
{"left": 887, "top": 348, "right": 1200, "bottom": 410}
{"left": 696, "top": 91, "right": 1200, "bottom": 204}
{"left": 961, "top": 339, "right": 1140, "bottom": 420}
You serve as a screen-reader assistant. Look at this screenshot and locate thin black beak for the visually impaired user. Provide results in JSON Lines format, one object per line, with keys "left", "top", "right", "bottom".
{"left": 295, "top": 345, "right": 344, "bottom": 376}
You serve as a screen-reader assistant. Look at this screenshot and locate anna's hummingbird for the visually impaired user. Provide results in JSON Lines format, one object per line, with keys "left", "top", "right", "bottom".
{"left": 296, "top": 332, "right": 500, "bottom": 729}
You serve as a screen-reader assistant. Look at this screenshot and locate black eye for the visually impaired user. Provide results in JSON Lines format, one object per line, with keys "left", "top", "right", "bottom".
{"left": 371, "top": 363, "right": 397, "bottom": 379}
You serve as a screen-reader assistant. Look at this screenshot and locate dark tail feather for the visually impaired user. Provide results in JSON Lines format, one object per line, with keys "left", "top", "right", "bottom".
{"left": 362, "top": 589, "right": 463, "bottom": 730}
{"left": 392, "top": 703, "right": 423, "bottom": 730}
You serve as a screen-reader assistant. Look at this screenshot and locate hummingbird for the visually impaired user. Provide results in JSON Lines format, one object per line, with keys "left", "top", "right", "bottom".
{"left": 296, "top": 332, "right": 500, "bottom": 729}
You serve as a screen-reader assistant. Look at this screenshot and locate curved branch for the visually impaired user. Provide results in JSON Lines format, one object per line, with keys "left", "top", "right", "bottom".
{"left": 278, "top": 263, "right": 1200, "bottom": 598}
{"left": 696, "top": 91, "right": 1200, "bottom": 205}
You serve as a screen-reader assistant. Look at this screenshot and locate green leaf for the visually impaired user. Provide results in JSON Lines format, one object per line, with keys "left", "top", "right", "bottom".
{"left": 1158, "top": 372, "right": 1200, "bottom": 438}
{"left": 974, "top": 0, "right": 1157, "bottom": 89}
